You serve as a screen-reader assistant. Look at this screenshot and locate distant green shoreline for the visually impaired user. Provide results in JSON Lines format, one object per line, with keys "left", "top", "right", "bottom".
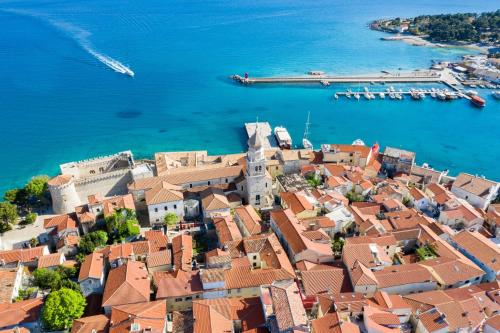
{"left": 370, "top": 10, "right": 499, "bottom": 52}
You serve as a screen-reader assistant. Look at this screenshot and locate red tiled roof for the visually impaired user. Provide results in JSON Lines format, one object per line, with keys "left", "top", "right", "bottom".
{"left": 71, "top": 314, "right": 109, "bottom": 333}
{"left": 0, "top": 298, "right": 43, "bottom": 328}
{"left": 37, "top": 253, "right": 64, "bottom": 268}
{"left": 109, "top": 300, "right": 166, "bottom": 333}
{"left": 102, "top": 262, "right": 150, "bottom": 308}
{"left": 0, "top": 246, "right": 47, "bottom": 265}
{"left": 78, "top": 252, "right": 105, "bottom": 281}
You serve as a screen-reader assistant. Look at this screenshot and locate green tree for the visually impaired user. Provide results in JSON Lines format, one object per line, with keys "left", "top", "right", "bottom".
{"left": 29, "top": 237, "right": 39, "bottom": 248}
{"left": 42, "top": 288, "right": 86, "bottom": 331}
{"left": 0, "top": 202, "right": 19, "bottom": 233}
{"left": 4, "top": 189, "right": 20, "bottom": 204}
{"left": 78, "top": 230, "right": 109, "bottom": 254}
{"left": 105, "top": 208, "right": 140, "bottom": 242}
{"left": 332, "top": 237, "right": 345, "bottom": 256}
{"left": 33, "top": 268, "right": 62, "bottom": 290}
{"left": 345, "top": 190, "right": 364, "bottom": 203}
{"left": 164, "top": 212, "right": 179, "bottom": 229}
{"left": 24, "top": 175, "right": 49, "bottom": 200}
{"left": 25, "top": 212, "right": 37, "bottom": 224}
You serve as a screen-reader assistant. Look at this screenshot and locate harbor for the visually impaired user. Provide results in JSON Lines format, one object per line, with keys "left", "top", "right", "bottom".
{"left": 231, "top": 69, "right": 459, "bottom": 86}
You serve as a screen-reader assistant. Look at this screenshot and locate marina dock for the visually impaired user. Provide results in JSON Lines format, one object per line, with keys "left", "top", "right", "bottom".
{"left": 232, "top": 70, "right": 459, "bottom": 85}
{"left": 244, "top": 122, "right": 278, "bottom": 150}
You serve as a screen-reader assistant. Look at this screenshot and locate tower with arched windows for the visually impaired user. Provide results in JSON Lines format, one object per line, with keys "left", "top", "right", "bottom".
{"left": 245, "top": 123, "right": 272, "bottom": 208}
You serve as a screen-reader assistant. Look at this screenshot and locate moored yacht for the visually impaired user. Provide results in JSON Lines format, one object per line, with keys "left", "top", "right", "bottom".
{"left": 274, "top": 126, "right": 292, "bottom": 149}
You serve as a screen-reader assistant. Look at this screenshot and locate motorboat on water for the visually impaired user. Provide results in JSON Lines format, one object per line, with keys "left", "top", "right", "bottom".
{"left": 470, "top": 95, "right": 486, "bottom": 107}
{"left": 379, "top": 92, "right": 385, "bottom": 99}
{"left": 492, "top": 91, "right": 500, "bottom": 100}
{"left": 274, "top": 126, "right": 292, "bottom": 149}
{"left": 354, "top": 93, "right": 360, "bottom": 100}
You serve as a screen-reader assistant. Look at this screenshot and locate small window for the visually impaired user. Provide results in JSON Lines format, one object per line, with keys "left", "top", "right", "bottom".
{"left": 96, "top": 208, "right": 100, "bottom": 212}
{"left": 189, "top": 184, "right": 193, "bottom": 188}
{"left": 99, "top": 167, "right": 104, "bottom": 172}
{"left": 253, "top": 255, "right": 257, "bottom": 260}
{"left": 225, "top": 178, "right": 228, "bottom": 183}
{"left": 164, "top": 206, "right": 168, "bottom": 211}
{"left": 175, "top": 298, "right": 182, "bottom": 302}
{"left": 90, "top": 170, "right": 95, "bottom": 174}
{"left": 208, "top": 181, "right": 211, "bottom": 185}
{"left": 174, "top": 204, "right": 177, "bottom": 209}
{"left": 156, "top": 219, "right": 159, "bottom": 222}
{"left": 154, "top": 208, "right": 158, "bottom": 212}
{"left": 185, "top": 296, "right": 192, "bottom": 301}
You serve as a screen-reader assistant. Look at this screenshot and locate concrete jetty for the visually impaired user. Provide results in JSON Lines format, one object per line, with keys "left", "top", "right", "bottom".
{"left": 232, "top": 69, "right": 460, "bottom": 86}
{"left": 244, "top": 122, "right": 278, "bottom": 150}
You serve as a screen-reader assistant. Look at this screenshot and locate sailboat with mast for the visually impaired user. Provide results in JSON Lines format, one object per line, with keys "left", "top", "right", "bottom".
{"left": 302, "top": 111, "right": 313, "bottom": 150}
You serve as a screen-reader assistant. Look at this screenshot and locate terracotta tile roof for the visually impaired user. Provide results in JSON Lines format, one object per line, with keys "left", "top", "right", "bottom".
{"left": 100, "top": 242, "right": 151, "bottom": 262}
{"left": 418, "top": 308, "right": 448, "bottom": 333}
{"left": 234, "top": 205, "right": 262, "bottom": 235}
{"left": 342, "top": 243, "right": 391, "bottom": 271}
{"left": 102, "top": 194, "right": 136, "bottom": 217}
{"left": 452, "top": 230, "right": 500, "bottom": 271}
{"left": 410, "top": 187, "right": 426, "bottom": 201}
{"left": 144, "top": 230, "right": 168, "bottom": 252}
{"left": 78, "top": 252, "right": 105, "bottom": 281}
{"left": 330, "top": 292, "right": 368, "bottom": 313}
{"left": 363, "top": 305, "right": 400, "bottom": 332}
{"left": 144, "top": 182, "right": 183, "bottom": 206}
{"left": 71, "top": 314, "right": 109, "bottom": 333}
{"left": 419, "top": 257, "right": 485, "bottom": 285}
{"left": 192, "top": 297, "right": 265, "bottom": 333}
{"left": 0, "top": 328, "right": 30, "bottom": 333}
{"left": 48, "top": 174, "right": 72, "bottom": 186}
{"left": 0, "top": 268, "right": 19, "bottom": 303}
{"left": 350, "top": 262, "right": 378, "bottom": 287}
{"left": 0, "top": 298, "right": 43, "bottom": 328}
{"left": 43, "top": 213, "right": 78, "bottom": 232}
{"left": 280, "top": 192, "right": 314, "bottom": 214}
{"left": 374, "top": 263, "right": 435, "bottom": 289}
{"left": 224, "top": 262, "right": 295, "bottom": 290}
{"left": 57, "top": 235, "right": 80, "bottom": 250}
{"left": 271, "top": 209, "right": 333, "bottom": 258}
{"left": 370, "top": 291, "right": 411, "bottom": 310}
{"left": 269, "top": 280, "right": 307, "bottom": 332}
{"left": 386, "top": 209, "right": 430, "bottom": 230}
{"left": 301, "top": 266, "right": 350, "bottom": 296}
{"left": 326, "top": 144, "right": 371, "bottom": 158}
{"left": 155, "top": 270, "right": 202, "bottom": 299}
{"left": 172, "top": 234, "right": 193, "bottom": 271}
{"left": 214, "top": 216, "right": 243, "bottom": 245}
{"left": 129, "top": 166, "right": 243, "bottom": 191}
{"left": 300, "top": 216, "right": 335, "bottom": 229}
{"left": 109, "top": 300, "right": 166, "bottom": 333}
{"left": 201, "top": 187, "right": 230, "bottom": 211}
{"left": 311, "top": 312, "right": 360, "bottom": 333}
{"left": 37, "top": 253, "right": 64, "bottom": 268}
{"left": 146, "top": 250, "right": 171, "bottom": 269}
{"left": 205, "top": 249, "right": 231, "bottom": 268}
{"left": 0, "top": 246, "right": 48, "bottom": 265}
{"left": 484, "top": 314, "right": 500, "bottom": 330}
{"left": 102, "top": 261, "right": 150, "bottom": 308}
{"left": 453, "top": 173, "right": 498, "bottom": 198}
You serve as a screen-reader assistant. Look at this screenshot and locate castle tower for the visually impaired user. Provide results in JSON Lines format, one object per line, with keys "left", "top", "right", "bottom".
{"left": 48, "top": 175, "right": 81, "bottom": 214}
{"left": 245, "top": 123, "right": 271, "bottom": 208}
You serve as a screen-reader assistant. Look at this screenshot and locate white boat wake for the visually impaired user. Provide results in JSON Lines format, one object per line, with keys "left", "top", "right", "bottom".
{"left": 3, "top": 9, "right": 134, "bottom": 77}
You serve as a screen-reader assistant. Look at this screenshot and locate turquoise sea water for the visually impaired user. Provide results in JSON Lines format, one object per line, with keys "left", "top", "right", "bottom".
{"left": 0, "top": 0, "right": 499, "bottom": 195}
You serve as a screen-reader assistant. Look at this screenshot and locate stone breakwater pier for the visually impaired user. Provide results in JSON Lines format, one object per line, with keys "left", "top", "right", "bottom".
{"left": 231, "top": 69, "right": 460, "bottom": 87}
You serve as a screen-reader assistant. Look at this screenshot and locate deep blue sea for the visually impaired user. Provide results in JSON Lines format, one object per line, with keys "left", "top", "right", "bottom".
{"left": 0, "top": 0, "right": 499, "bottom": 195}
